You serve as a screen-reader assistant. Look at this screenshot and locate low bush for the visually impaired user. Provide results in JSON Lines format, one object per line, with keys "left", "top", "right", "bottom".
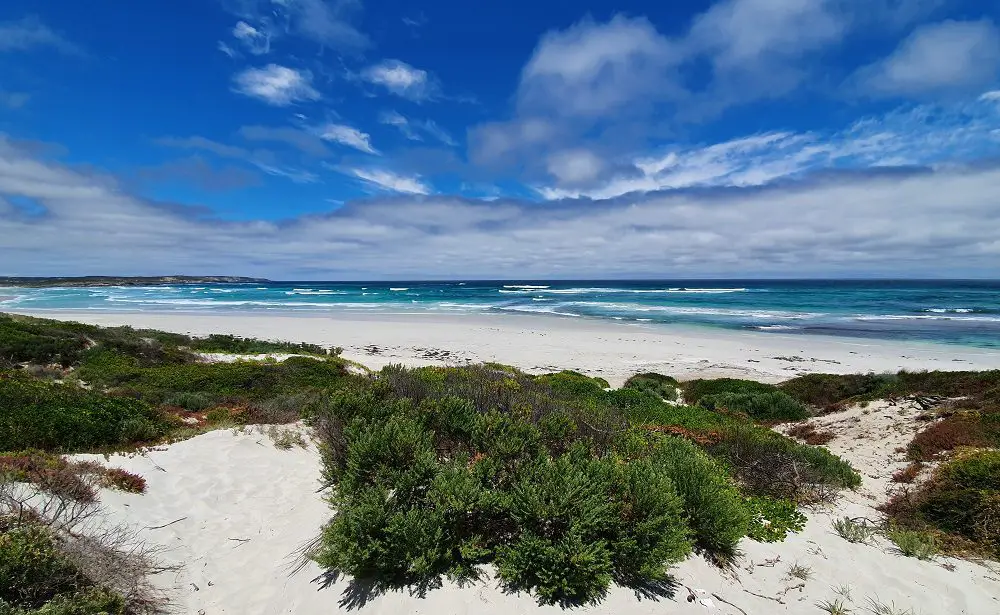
{"left": 832, "top": 517, "right": 877, "bottom": 544}
{"left": 310, "top": 365, "right": 762, "bottom": 605}
{"left": 188, "top": 333, "right": 328, "bottom": 356}
{"left": 681, "top": 378, "right": 779, "bottom": 406}
{"left": 887, "top": 526, "right": 938, "bottom": 560}
{"left": 622, "top": 373, "right": 678, "bottom": 401}
{"left": 0, "top": 375, "right": 169, "bottom": 452}
{"left": 100, "top": 469, "right": 146, "bottom": 494}
{"left": 75, "top": 352, "right": 351, "bottom": 408}
{"left": 708, "top": 425, "right": 860, "bottom": 501}
{"left": 907, "top": 415, "right": 998, "bottom": 461}
{"left": 744, "top": 496, "right": 806, "bottom": 543}
{"left": 891, "top": 462, "right": 923, "bottom": 484}
{"left": 648, "top": 436, "right": 748, "bottom": 555}
{"left": 0, "top": 452, "right": 97, "bottom": 503}
{"left": 786, "top": 422, "right": 836, "bottom": 445}
{"left": 699, "top": 391, "right": 809, "bottom": 422}
{"left": 0, "top": 522, "right": 83, "bottom": 609}
{"left": 780, "top": 373, "right": 899, "bottom": 409}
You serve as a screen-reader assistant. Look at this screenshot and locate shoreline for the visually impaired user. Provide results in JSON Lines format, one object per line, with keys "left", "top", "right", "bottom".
{"left": 10, "top": 309, "right": 1000, "bottom": 385}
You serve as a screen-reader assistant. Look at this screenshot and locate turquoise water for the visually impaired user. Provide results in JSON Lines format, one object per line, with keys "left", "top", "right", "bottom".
{"left": 3, "top": 280, "right": 1000, "bottom": 349}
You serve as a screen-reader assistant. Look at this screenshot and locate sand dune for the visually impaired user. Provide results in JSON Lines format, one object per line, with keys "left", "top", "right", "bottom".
{"left": 74, "top": 409, "right": 999, "bottom": 615}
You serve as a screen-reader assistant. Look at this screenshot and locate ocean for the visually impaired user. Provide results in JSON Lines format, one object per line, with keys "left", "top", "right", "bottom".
{"left": 3, "top": 280, "right": 999, "bottom": 349}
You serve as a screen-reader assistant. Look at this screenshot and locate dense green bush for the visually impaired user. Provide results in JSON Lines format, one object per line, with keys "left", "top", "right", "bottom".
{"left": 75, "top": 352, "right": 351, "bottom": 406}
{"left": 535, "top": 371, "right": 610, "bottom": 398}
{"left": 623, "top": 373, "right": 679, "bottom": 401}
{"left": 311, "top": 366, "right": 751, "bottom": 605}
{"left": 187, "top": 333, "right": 329, "bottom": 356}
{"left": 0, "top": 374, "right": 169, "bottom": 452}
{"left": 699, "top": 391, "right": 808, "bottom": 422}
{"left": 744, "top": 496, "right": 807, "bottom": 542}
{"left": 0, "top": 317, "right": 92, "bottom": 368}
{"left": 648, "top": 436, "right": 749, "bottom": 554}
{"left": 681, "top": 378, "right": 779, "bottom": 405}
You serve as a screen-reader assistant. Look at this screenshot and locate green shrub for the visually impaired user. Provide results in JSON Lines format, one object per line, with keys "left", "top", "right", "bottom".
{"left": 0, "top": 374, "right": 169, "bottom": 452}
{"left": 310, "top": 364, "right": 860, "bottom": 604}
{"left": 0, "top": 523, "right": 82, "bottom": 609}
{"left": 744, "top": 496, "right": 806, "bottom": 542}
{"left": 160, "top": 391, "right": 212, "bottom": 411}
{"left": 623, "top": 373, "right": 678, "bottom": 401}
{"left": 316, "top": 486, "right": 451, "bottom": 585}
{"left": 887, "top": 526, "right": 938, "bottom": 560}
{"left": 496, "top": 531, "right": 612, "bottom": 606}
{"left": 0, "top": 316, "right": 92, "bottom": 367}
{"left": 649, "top": 436, "right": 749, "bottom": 554}
{"left": 832, "top": 517, "right": 876, "bottom": 544}
{"left": 699, "top": 391, "right": 808, "bottom": 422}
{"left": 189, "top": 333, "right": 327, "bottom": 356}
{"left": 681, "top": 378, "right": 778, "bottom": 405}
{"left": 913, "top": 450, "right": 1000, "bottom": 556}
{"left": 76, "top": 352, "right": 350, "bottom": 407}
{"left": 339, "top": 413, "right": 438, "bottom": 499}
{"left": 606, "top": 459, "right": 692, "bottom": 581}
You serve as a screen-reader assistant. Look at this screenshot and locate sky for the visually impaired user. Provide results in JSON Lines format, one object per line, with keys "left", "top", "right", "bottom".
{"left": 1, "top": 0, "right": 999, "bottom": 279}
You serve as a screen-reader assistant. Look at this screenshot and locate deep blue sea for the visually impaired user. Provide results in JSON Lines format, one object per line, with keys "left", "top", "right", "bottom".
{"left": 3, "top": 280, "right": 1000, "bottom": 349}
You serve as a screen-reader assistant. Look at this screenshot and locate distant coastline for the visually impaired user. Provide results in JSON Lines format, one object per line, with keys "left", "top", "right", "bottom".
{"left": 0, "top": 275, "right": 268, "bottom": 288}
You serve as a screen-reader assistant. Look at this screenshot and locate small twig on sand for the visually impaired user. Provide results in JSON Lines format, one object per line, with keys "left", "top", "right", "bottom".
{"left": 228, "top": 537, "right": 251, "bottom": 545}
{"left": 743, "top": 589, "right": 785, "bottom": 604}
{"left": 145, "top": 517, "right": 187, "bottom": 530}
{"left": 712, "top": 593, "right": 750, "bottom": 615}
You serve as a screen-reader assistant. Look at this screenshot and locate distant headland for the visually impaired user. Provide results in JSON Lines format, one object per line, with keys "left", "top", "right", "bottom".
{"left": 0, "top": 276, "right": 268, "bottom": 288}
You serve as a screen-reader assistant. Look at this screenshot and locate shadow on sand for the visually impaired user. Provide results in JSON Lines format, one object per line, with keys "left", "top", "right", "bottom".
{"left": 312, "top": 569, "right": 679, "bottom": 610}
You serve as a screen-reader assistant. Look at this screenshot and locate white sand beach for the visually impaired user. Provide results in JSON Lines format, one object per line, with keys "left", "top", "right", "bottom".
{"left": 31, "top": 309, "right": 997, "bottom": 614}
{"left": 14, "top": 310, "right": 1000, "bottom": 386}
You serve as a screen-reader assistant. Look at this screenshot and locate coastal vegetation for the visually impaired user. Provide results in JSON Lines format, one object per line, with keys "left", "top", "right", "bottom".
{"left": 1, "top": 313, "right": 998, "bottom": 607}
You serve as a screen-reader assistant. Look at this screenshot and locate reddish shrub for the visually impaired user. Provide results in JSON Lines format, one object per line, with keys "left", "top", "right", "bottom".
{"left": 0, "top": 451, "right": 98, "bottom": 502}
{"left": 907, "top": 416, "right": 990, "bottom": 460}
{"left": 892, "top": 462, "right": 923, "bottom": 484}
{"left": 101, "top": 468, "right": 146, "bottom": 494}
{"left": 644, "top": 425, "right": 723, "bottom": 446}
{"left": 786, "top": 422, "right": 835, "bottom": 445}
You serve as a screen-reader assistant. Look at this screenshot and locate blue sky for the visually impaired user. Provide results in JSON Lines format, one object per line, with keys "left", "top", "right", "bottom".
{"left": 1, "top": 0, "right": 1000, "bottom": 278}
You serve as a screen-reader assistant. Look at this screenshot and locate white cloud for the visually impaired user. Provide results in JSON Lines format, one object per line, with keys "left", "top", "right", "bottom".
{"left": 857, "top": 19, "right": 1000, "bottom": 97}
{"left": 379, "top": 111, "right": 456, "bottom": 146}
{"left": 350, "top": 168, "right": 431, "bottom": 195}
{"left": 222, "top": 0, "right": 368, "bottom": 50}
{"left": 3, "top": 134, "right": 1000, "bottom": 278}
{"left": 538, "top": 97, "right": 1000, "bottom": 200}
{"left": 232, "top": 20, "right": 270, "bottom": 54}
{"left": 361, "top": 60, "right": 436, "bottom": 101}
{"left": 231, "top": 64, "right": 320, "bottom": 106}
{"left": 518, "top": 15, "right": 679, "bottom": 117}
{"left": 0, "top": 17, "right": 80, "bottom": 54}
{"left": 379, "top": 111, "right": 420, "bottom": 140}
{"left": 218, "top": 41, "right": 238, "bottom": 58}
{"left": 316, "top": 123, "right": 378, "bottom": 154}
{"left": 981, "top": 90, "right": 1000, "bottom": 103}
{"left": 546, "top": 150, "right": 605, "bottom": 185}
